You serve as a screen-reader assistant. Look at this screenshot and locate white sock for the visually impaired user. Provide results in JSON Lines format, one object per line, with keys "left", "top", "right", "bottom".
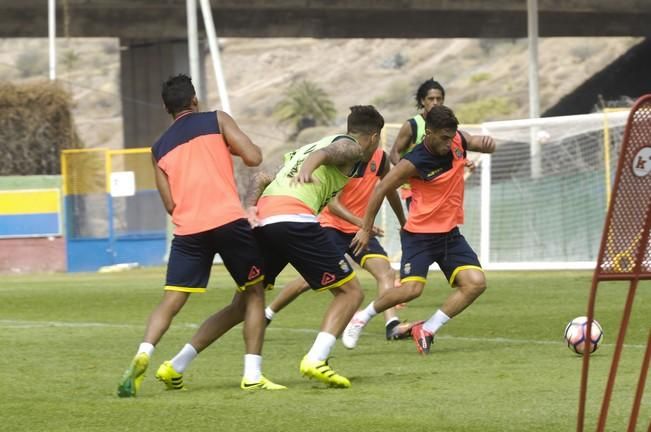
{"left": 137, "top": 342, "right": 155, "bottom": 358}
{"left": 265, "top": 306, "right": 275, "bottom": 321}
{"left": 306, "top": 332, "right": 337, "bottom": 362}
{"left": 358, "top": 302, "right": 378, "bottom": 323}
{"left": 243, "top": 354, "right": 262, "bottom": 382}
{"left": 170, "top": 343, "right": 198, "bottom": 373}
{"left": 423, "top": 309, "right": 450, "bottom": 334}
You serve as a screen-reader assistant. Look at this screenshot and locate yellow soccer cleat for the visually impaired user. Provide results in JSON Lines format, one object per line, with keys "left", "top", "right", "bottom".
{"left": 117, "top": 352, "right": 150, "bottom": 398}
{"left": 299, "top": 356, "right": 351, "bottom": 388}
{"left": 155, "top": 361, "right": 185, "bottom": 391}
{"left": 240, "top": 375, "right": 287, "bottom": 391}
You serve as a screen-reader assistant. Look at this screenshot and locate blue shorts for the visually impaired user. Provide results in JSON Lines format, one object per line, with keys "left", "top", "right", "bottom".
{"left": 165, "top": 218, "right": 264, "bottom": 293}
{"left": 322, "top": 227, "right": 389, "bottom": 267}
{"left": 254, "top": 222, "right": 356, "bottom": 291}
{"left": 400, "top": 227, "right": 482, "bottom": 286}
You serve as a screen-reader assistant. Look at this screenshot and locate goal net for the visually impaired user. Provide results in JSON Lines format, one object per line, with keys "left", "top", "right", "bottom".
{"left": 379, "top": 110, "right": 630, "bottom": 270}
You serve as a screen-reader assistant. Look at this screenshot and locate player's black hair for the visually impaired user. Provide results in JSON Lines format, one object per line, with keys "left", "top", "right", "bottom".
{"left": 415, "top": 78, "right": 446, "bottom": 108}
{"left": 161, "top": 74, "right": 196, "bottom": 115}
{"left": 425, "top": 105, "right": 458, "bottom": 131}
{"left": 347, "top": 105, "right": 385, "bottom": 135}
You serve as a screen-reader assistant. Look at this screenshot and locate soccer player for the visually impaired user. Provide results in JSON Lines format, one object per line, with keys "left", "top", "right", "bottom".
{"left": 245, "top": 105, "right": 385, "bottom": 388}
{"left": 264, "top": 145, "right": 415, "bottom": 341}
{"left": 389, "top": 78, "right": 446, "bottom": 209}
{"left": 116, "top": 74, "right": 284, "bottom": 397}
{"left": 343, "top": 105, "right": 496, "bottom": 354}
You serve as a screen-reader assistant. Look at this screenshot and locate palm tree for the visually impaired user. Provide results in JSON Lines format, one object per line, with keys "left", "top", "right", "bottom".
{"left": 273, "top": 80, "right": 336, "bottom": 137}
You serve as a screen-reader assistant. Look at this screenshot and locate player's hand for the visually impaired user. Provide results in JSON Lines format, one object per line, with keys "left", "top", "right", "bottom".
{"left": 464, "top": 159, "right": 476, "bottom": 172}
{"left": 246, "top": 206, "right": 260, "bottom": 228}
{"left": 351, "top": 228, "right": 371, "bottom": 256}
{"left": 289, "top": 169, "right": 320, "bottom": 186}
{"left": 371, "top": 225, "right": 384, "bottom": 237}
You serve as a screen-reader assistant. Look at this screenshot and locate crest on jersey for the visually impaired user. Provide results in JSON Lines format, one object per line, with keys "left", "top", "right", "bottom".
{"left": 370, "top": 161, "right": 377, "bottom": 172}
{"left": 454, "top": 148, "right": 464, "bottom": 159}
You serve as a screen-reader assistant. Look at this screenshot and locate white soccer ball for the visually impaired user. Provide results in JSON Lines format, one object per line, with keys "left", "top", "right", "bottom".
{"left": 564, "top": 316, "right": 604, "bottom": 355}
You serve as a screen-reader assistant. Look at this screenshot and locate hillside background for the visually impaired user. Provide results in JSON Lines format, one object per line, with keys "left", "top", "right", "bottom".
{"left": 0, "top": 36, "right": 642, "bottom": 162}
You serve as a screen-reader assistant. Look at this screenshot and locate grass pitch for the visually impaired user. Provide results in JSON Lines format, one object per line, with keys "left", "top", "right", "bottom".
{"left": 0, "top": 268, "right": 649, "bottom": 432}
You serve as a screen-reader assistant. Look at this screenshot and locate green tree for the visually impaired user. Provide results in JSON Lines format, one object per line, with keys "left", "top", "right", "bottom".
{"left": 274, "top": 80, "right": 336, "bottom": 137}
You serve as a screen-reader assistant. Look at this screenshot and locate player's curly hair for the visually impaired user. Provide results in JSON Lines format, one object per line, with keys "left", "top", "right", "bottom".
{"left": 162, "top": 74, "right": 196, "bottom": 115}
{"left": 415, "top": 78, "right": 445, "bottom": 108}
{"left": 347, "top": 105, "right": 385, "bottom": 135}
{"left": 425, "top": 105, "right": 458, "bottom": 131}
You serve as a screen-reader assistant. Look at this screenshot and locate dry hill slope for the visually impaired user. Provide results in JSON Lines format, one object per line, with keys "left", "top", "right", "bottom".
{"left": 210, "top": 37, "right": 640, "bottom": 158}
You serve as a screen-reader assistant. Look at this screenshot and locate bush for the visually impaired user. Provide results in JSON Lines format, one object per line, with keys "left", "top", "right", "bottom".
{"left": 273, "top": 80, "right": 336, "bottom": 138}
{"left": 0, "top": 82, "right": 83, "bottom": 175}
{"left": 470, "top": 72, "right": 491, "bottom": 84}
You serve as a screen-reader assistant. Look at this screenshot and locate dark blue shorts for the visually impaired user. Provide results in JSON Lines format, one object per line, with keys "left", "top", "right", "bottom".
{"left": 165, "top": 218, "right": 264, "bottom": 293}
{"left": 254, "top": 222, "right": 356, "bottom": 291}
{"left": 399, "top": 227, "right": 482, "bottom": 286}
{"left": 322, "top": 227, "right": 389, "bottom": 267}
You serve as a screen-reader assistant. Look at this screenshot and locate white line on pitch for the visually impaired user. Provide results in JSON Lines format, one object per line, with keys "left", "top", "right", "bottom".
{"left": 0, "top": 319, "right": 645, "bottom": 349}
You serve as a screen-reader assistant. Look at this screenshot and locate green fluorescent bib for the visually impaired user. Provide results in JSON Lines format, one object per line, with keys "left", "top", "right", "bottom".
{"left": 262, "top": 135, "right": 356, "bottom": 214}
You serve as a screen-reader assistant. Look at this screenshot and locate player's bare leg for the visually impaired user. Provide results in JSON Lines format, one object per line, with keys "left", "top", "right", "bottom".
{"left": 265, "top": 277, "right": 310, "bottom": 323}
{"left": 117, "top": 290, "right": 189, "bottom": 397}
{"left": 188, "top": 291, "right": 246, "bottom": 350}
{"left": 439, "top": 268, "right": 486, "bottom": 318}
{"left": 413, "top": 269, "right": 486, "bottom": 354}
{"left": 342, "top": 280, "right": 423, "bottom": 349}
{"left": 363, "top": 257, "right": 414, "bottom": 339}
{"left": 362, "top": 257, "right": 398, "bottom": 323}
{"left": 156, "top": 283, "right": 286, "bottom": 391}
{"left": 143, "top": 290, "right": 190, "bottom": 344}
{"left": 241, "top": 283, "right": 266, "bottom": 355}
{"left": 322, "top": 279, "right": 365, "bottom": 335}
{"left": 363, "top": 279, "right": 424, "bottom": 316}
{"left": 187, "top": 282, "right": 267, "bottom": 354}
{"left": 300, "top": 278, "right": 364, "bottom": 388}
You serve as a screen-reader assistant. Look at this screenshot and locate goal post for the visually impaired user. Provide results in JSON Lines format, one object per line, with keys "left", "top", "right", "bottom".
{"left": 577, "top": 95, "right": 651, "bottom": 432}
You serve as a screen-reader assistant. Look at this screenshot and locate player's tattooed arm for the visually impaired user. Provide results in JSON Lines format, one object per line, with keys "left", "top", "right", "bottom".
{"left": 243, "top": 166, "right": 279, "bottom": 228}
{"left": 462, "top": 130, "right": 496, "bottom": 154}
{"left": 293, "top": 138, "right": 362, "bottom": 184}
{"left": 244, "top": 169, "right": 275, "bottom": 209}
{"left": 321, "top": 138, "right": 363, "bottom": 167}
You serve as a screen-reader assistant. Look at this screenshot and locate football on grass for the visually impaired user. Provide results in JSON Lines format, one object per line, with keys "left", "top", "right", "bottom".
{"left": 564, "top": 316, "right": 604, "bottom": 355}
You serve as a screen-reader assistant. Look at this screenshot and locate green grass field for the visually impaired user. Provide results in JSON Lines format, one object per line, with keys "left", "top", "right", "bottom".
{"left": 1, "top": 267, "right": 649, "bottom": 432}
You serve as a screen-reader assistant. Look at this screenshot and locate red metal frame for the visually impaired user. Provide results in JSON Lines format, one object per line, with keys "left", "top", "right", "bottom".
{"left": 577, "top": 94, "right": 651, "bottom": 432}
